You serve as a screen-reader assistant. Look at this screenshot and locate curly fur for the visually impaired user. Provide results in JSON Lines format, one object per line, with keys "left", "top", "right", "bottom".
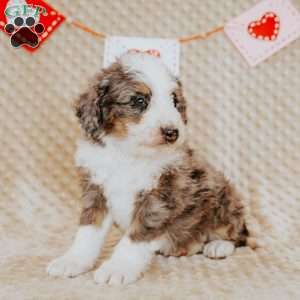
{"left": 47, "top": 52, "right": 249, "bottom": 285}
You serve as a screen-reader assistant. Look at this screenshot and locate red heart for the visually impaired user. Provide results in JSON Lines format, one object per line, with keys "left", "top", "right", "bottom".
{"left": 248, "top": 12, "right": 280, "bottom": 41}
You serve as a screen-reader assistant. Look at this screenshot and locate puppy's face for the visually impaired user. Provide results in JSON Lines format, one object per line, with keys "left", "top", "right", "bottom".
{"left": 75, "top": 53, "right": 187, "bottom": 152}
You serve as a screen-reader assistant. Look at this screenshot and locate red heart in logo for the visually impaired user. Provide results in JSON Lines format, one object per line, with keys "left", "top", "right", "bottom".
{"left": 248, "top": 12, "right": 280, "bottom": 41}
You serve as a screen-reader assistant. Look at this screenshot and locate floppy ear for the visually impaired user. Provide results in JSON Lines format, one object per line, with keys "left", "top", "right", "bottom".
{"left": 176, "top": 80, "right": 188, "bottom": 124}
{"left": 73, "top": 74, "right": 111, "bottom": 142}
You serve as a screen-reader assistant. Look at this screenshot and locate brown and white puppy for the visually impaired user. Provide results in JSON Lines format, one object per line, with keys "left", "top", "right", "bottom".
{"left": 47, "top": 52, "right": 248, "bottom": 285}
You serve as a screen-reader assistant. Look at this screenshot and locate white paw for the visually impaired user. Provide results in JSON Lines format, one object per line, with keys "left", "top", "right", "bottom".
{"left": 94, "top": 258, "right": 141, "bottom": 285}
{"left": 47, "top": 254, "right": 94, "bottom": 278}
{"left": 203, "top": 240, "right": 235, "bottom": 259}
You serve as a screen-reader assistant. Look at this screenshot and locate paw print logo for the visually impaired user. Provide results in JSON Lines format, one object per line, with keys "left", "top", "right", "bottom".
{"left": 4, "top": 16, "right": 44, "bottom": 48}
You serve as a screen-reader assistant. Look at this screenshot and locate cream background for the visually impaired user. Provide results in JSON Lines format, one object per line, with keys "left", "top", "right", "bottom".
{"left": 0, "top": 0, "right": 299, "bottom": 299}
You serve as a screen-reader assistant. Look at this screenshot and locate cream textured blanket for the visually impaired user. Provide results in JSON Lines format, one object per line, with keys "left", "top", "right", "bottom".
{"left": 0, "top": 0, "right": 299, "bottom": 299}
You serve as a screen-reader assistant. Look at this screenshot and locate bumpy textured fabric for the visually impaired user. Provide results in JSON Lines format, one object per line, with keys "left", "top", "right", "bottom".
{"left": 0, "top": 1, "right": 299, "bottom": 299}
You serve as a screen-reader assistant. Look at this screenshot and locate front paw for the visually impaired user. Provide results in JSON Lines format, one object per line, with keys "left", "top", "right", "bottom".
{"left": 94, "top": 258, "right": 141, "bottom": 285}
{"left": 203, "top": 240, "right": 235, "bottom": 259}
{"left": 47, "top": 254, "right": 94, "bottom": 278}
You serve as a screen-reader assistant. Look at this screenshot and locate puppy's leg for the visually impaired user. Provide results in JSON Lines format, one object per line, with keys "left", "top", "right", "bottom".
{"left": 94, "top": 189, "right": 171, "bottom": 285}
{"left": 203, "top": 240, "right": 235, "bottom": 259}
{"left": 47, "top": 215, "right": 112, "bottom": 277}
{"left": 94, "top": 235, "right": 162, "bottom": 285}
{"left": 47, "top": 177, "right": 112, "bottom": 278}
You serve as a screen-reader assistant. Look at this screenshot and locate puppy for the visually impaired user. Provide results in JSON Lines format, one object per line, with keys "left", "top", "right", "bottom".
{"left": 47, "top": 52, "right": 248, "bottom": 285}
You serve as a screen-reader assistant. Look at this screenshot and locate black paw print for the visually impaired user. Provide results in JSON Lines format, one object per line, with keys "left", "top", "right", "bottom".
{"left": 4, "top": 16, "right": 44, "bottom": 48}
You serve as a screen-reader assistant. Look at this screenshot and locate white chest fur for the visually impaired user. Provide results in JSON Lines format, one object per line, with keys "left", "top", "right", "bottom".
{"left": 75, "top": 140, "right": 179, "bottom": 230}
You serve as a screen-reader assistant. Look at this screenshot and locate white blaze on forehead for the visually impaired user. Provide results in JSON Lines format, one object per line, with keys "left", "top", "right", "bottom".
{"left": 115, "top": 52, "right": 186, "bottom": 152}
{"left": 119, "top": 52, "right": 177, "bottom": 96}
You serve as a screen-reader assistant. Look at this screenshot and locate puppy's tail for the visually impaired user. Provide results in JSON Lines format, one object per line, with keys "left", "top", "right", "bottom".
{"left": 242, "top": 183, "right": 274, "bottom": 250}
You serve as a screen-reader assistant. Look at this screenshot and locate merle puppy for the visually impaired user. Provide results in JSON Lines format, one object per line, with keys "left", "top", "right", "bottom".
{"left": 47, "top": 52, "right": 248, "bottom": 285}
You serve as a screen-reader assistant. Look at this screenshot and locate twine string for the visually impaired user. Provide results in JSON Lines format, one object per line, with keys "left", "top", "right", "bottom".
{"left": 69, "top": 19, "right": 224, "bottom": 43}
{"left": 178, "top": 26, "right": 224, "bottom": 43}
{"left": 70, "top": 19, "right": 106, "bottom": 38}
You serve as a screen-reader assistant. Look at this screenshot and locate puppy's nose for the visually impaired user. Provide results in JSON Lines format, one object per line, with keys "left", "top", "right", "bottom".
{"left": 161, "top": 127, "right": 179, "bottom": 143}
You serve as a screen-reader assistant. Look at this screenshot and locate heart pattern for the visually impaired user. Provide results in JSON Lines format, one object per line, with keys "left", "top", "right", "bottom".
{"left": 128, "top": 48, "right": 161, "bottom": 57}
{"left": 248, "top": 12, "right": 280, "bottom": 41}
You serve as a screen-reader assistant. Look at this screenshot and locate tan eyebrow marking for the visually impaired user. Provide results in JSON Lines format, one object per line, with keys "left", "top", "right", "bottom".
{"left": 133, "top": 82, "right": 152, "bottom": 96}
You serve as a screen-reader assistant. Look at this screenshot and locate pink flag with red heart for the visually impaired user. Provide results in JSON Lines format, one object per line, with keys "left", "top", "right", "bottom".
{"left": 225, "top": 0, "right": 300, "bottom": 66}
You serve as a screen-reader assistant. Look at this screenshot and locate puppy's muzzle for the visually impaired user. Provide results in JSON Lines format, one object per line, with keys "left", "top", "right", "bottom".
{"left": 161, "top": 127, "right": 179, "bottom": 144}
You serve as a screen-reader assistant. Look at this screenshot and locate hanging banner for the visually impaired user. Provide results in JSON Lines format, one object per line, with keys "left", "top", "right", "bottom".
{"left": 104, "top": 36, "right": 181, "bottom": 76}
{"left": 225, "top": 0, "right": 300, "bottom": 66}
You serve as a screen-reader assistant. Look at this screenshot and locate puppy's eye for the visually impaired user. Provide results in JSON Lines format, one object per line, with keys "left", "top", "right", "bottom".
{"left": 131, "top": 95, "right": 148, "bottom": 110}
{"left": 172, "top": 92, "right": 178, "bottom": 108}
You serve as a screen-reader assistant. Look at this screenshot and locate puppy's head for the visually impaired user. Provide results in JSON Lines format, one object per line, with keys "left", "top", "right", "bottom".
{"left": 74, "top": 52, "right": 187, "bottom": 152}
